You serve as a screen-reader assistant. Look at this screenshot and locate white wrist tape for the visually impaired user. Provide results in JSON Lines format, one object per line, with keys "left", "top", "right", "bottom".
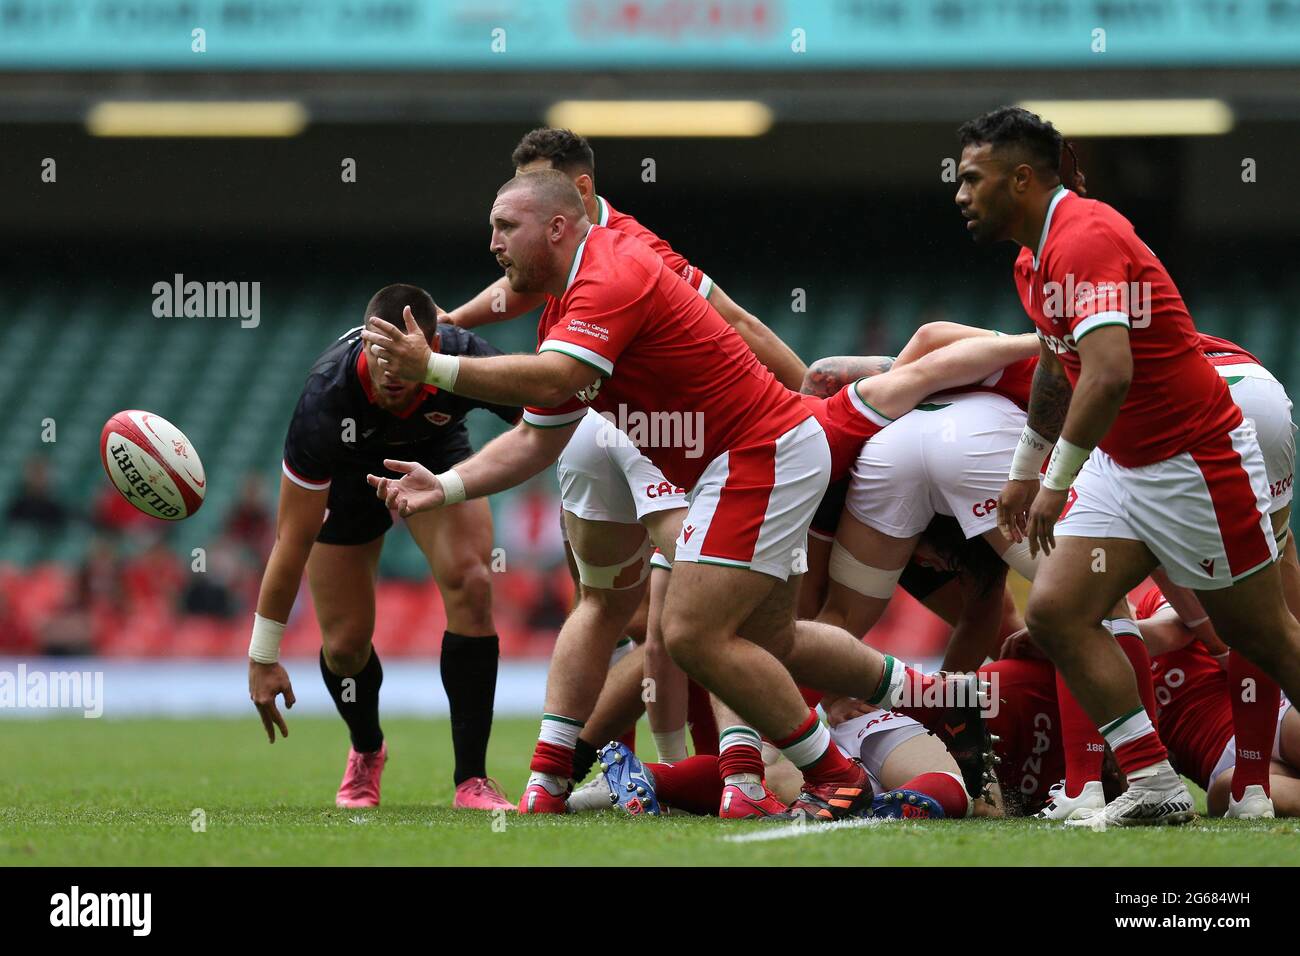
{"left": 1008, "top": 425, "right": 1054, "bottom": 481}
{"left": 249, "top": 613, "right": 287, "bottom": 664}
{"left": 1043, "top": 438, "right": 1091, "bottom": 491}
{"left": 435, "top": 468, "right": 467, "bottom": 505}
{"left": 424, "top": 350, "right": 461, "bottom": 390}
{"left": 828, "top": 541, "right": 903, "bottom": 599}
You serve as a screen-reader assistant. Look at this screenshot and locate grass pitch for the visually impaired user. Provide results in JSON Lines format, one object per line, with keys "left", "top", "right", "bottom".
{"left": 2, "top": 716, "right": 1297, "bottom": 866}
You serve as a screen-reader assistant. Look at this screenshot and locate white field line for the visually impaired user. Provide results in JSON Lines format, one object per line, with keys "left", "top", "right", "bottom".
{"left": 721, "top": 816, "right": 885, "bottom": 843}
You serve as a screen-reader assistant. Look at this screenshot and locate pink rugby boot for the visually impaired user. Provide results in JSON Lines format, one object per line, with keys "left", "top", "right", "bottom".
{"left": 335, "top": 742, "right": 388, "bottom": 808}
{"left": 453, "top": 777, "right": 516, "bottom": 811}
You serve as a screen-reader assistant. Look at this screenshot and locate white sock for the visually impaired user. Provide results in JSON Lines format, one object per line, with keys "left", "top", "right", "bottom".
{"left": 527, "top": 771, "right": 568, "bottom": 796}
{"left": 780, "top": 720, "right": 833, "bottom": 771}
{"left": 653, "top": 727, "right": 689, "bottom": 763}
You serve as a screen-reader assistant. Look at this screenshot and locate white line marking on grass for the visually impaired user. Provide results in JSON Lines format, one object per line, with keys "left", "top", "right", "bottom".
{"left": 722, "top": 817, "right": 884, "bottom": 843}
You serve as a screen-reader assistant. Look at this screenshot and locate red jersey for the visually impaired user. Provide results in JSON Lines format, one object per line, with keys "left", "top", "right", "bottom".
{"left": 523, "top": 226, "right": 811, "bottom": 488}
{"left": 1198, "top": 332, "right": 1261, "bottom": 369}
{"left": 596, "top": 196, "right": 713, "bottom": 298}
{"left": 1014, "top": 189, "right": 1242, "bottom": 467}
{"left": 944, "top": 354, "right": 1037, "bottom": 412}
{"left": 1133, "top": 585, "right": 1233, "bottom": 789}
{"left": 981, "top": 657, "right": 1065, "bottom": 814}
{"left": 800, "top": 384, "right": 890, "bottom": 482}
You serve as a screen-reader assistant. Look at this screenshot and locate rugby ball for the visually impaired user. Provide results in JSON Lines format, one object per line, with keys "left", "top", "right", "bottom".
{"left": 99, "top": 410, "right": 206, "bottom": 520}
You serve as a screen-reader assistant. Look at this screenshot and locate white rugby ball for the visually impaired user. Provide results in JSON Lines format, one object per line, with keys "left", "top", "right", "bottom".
{"left": 99, "top": 410, "right": 206, "bottom": 520}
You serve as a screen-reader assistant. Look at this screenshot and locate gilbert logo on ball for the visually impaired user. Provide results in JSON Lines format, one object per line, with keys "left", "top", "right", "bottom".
{"left": 99, "top": 410, "right": 206, "bottom": 520}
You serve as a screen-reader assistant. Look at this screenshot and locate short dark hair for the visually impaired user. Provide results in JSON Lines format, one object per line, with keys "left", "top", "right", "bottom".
{"left": 957, "top": 106, "right": 1065, "bottom": 179}
{"left": 511, "top": 127, "right": 595, "bottom": 178}
{"left": 918, "top": 514, "right": 1006, "bottom": 598}
{"left": 364, "top": 283, "right": 439, "bottom": 339}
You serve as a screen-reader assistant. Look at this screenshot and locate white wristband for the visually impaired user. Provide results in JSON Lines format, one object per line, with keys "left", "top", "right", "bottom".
{"left": 436, "top": 468, "right": 467, "bottom": 505}
{"left": 424, "top": 351, "right": 461, "bottom": 390}
{"left": 249, "top": 613, "right": 287, "bottom": 664}
{"left": 1043, "top": 438, "right": 1091, "bottom": 491}
{"left": 1008, "top": 425, "right": 1054, "bottom": 481}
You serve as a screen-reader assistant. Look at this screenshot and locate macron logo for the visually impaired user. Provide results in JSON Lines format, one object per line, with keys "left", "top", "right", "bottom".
{"left": 50, "top": 886, "right": 151, "bottom": 936}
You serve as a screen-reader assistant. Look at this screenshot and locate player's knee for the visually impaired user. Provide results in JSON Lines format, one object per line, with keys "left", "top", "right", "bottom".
{"left": 661, "top": 616, "right": 706, "bottom": 671}
{"left": 440, "top": 557, "right": 493, "bottom": 610}
{"left": 1023, "top": 597, "right": 1071, "bottom": 650}
{"left": 321, "top": 630, "right": 373, "bottom": 675}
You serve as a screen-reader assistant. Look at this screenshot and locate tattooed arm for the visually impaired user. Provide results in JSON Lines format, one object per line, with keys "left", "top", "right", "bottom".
{"left": 1026, "top": 340, "right": 1072, "bottom": 442}
{"left": 800, "top": 355, "right": 895, "bottom": 397}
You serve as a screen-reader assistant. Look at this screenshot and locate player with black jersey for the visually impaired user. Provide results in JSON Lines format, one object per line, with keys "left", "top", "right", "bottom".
{"left": 246, "top": 283, "right": 521, "bottom": 810}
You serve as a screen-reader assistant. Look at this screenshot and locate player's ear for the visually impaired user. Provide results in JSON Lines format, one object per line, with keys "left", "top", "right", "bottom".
{"left": 573, "top": 173, "right": 594, "bottom": 201}
{"left": 1013, "top": 162, "right": 1037, "bottom": 194}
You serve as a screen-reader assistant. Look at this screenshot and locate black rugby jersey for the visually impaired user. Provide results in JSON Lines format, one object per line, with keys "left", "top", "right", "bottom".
{"left": 282, "top": 324, "right": 521, "bottom": 489}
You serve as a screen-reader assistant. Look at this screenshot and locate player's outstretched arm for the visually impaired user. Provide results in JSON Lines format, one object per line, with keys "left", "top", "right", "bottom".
{"left": 368, "top": 418, "right": 578, "bottom": 517}
{"left": 857, "top": 332, "right": 1038, "bottom": 420}
{"left": 707, "top": 284, "right": 807, "bottom": 389}
{"left": 892, "top": 321, "right": 997, "bottom": 369}
{"left": 361, "top": 308, "right": 598, "bottom": 407}
{"left": 799, "top": 355, "right": 895, "bottom": 398}
{"left": 444, "top": 276, "right": 547, "bottom": 330}
{"left": 247, "top": 474, "right": 326, "bottom": 743}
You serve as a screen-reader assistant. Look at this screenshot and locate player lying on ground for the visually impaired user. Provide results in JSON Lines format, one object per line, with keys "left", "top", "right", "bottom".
{"left": 577, "top": 650, "right": 1135, "bottom": 821}
{"left": 362, "top": 171, "right": 1034, "bottom": 819}
{"left": 959, "top": 106, "right": 1300, "bottom": 827}
{"left": 1131, "top": 585, "right": 1300, "bottom": 817}
{"left": 246, "top": 284, "right": 518, "bottom": 810}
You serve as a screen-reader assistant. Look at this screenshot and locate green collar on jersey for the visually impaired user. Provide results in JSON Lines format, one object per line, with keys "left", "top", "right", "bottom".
{"left": 595, "top": 195, "right": 610, "bottom": 226}
{"left": 1032, "top": 184, "right": 1069, "bottom": 273}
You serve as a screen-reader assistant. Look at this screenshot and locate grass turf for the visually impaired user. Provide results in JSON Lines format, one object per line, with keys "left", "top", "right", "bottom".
{"left": 2, "top": 716, "right": 1297, "bottom": 866}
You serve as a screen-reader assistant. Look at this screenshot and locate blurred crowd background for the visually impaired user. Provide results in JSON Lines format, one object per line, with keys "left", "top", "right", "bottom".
{"left": 2, "top": 0, "right": 1298, "bottom": 661}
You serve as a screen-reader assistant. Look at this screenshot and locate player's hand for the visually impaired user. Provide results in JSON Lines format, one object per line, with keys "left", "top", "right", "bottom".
{"left": 366, "top": 459, "right": 446, "bottom": 516}
{"left": 360, "top": 306, "right": 434, "bottom": 383}
{"left": 822, "top": 695, "right": 872, "bottom": 727}
{"left": 248, "top": 660, "right": 295, "bottom": 743}
{"left": 998, "top": 627, "right": 1045, "bottom": 661}
{"left": 996, "top": 478, "right": 1039, "bottom": 543}
{"left": 1025, "top": 485, "right": 1068, "bottom": 558}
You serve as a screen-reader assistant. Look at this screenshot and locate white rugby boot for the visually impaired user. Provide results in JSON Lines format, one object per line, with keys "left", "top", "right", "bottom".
{"left": 1065, "top": 762, "right": 1195, "bottom": 829}
{"left": 566, "top": 774, "right": 616, "bottom": 813}
{"left": 1034, "top": 780, "right": 1105, "bottom": 821}
{"left": 1226, "top": 784, "right": 1275, "bottom": 820}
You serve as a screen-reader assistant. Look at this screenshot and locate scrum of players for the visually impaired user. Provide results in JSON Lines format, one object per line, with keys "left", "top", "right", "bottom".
{"left": 249, "top": 107, "right": 1300, "bottom": 827}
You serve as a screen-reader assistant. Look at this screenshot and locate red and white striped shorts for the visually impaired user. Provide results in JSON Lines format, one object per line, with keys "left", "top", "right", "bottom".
{"left": 673, "top": 416, "right": 830, "bottom": 581}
